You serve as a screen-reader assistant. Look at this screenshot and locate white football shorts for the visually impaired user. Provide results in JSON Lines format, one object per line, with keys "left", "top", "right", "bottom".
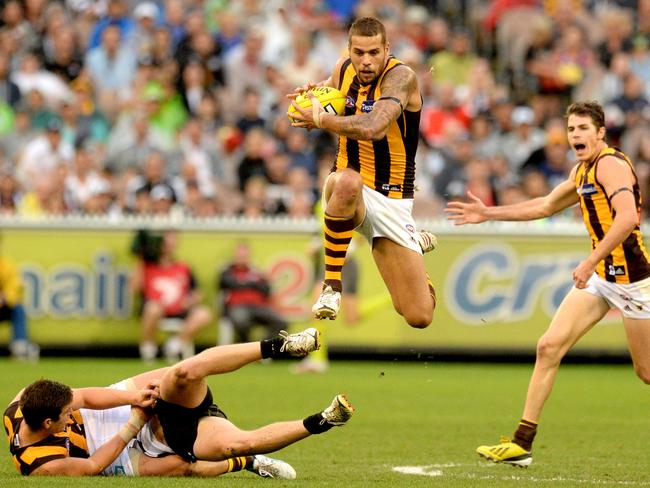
{"left": 357, "top": 185, "right": 422, "bottom": 254}
{"left": 582, "top": 273, "right": 650, "bottom": 319}
{"left": 80, "top": 379, "right": 173, "bottom": 476}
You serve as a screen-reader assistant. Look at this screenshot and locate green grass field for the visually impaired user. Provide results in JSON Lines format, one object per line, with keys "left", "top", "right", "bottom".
{"left": 1, "top": 358, "right": 649, "bottom": 487}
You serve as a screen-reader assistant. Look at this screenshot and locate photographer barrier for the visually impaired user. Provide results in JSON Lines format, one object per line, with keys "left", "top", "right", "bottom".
{"left": 0, "top": 217, "right": 630, "bottom": 355}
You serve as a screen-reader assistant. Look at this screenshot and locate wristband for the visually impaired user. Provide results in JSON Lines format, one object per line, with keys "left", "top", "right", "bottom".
{"left": 117, "top": 421, "right": 140, "bottom": 443}
{"left": 312, "top": 103, "right": 323, "bottom": 128}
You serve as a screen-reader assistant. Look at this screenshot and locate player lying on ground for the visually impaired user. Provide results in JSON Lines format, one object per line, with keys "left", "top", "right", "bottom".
{"left": 5, "top": 327, "right": 353, "bottom": 477}
{"left": 446, "top": 101, "right": 650, "bottom": 467}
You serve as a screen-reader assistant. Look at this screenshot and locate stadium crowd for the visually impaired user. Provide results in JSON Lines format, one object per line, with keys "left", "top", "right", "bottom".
{"left": 0, "top": 0, "right": 648, "bottom": 220}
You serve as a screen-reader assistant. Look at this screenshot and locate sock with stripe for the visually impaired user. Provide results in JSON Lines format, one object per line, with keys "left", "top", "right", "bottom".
{"left": 227, "top": 456, "right": 254, "bottom": 472}
{"left": 513, "top": 418, "right": 537, "bottom": 451}
{"left": 323, "top": 213, "right": 355, "bottom": 292}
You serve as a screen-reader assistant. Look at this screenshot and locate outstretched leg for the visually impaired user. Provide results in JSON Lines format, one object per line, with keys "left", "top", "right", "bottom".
{"left": 159, "top": 328, "right": 321, "bottom": 408}
{"left": 476, "top": 288, "right": 609, "bottom": 466}
{"left": 193, "top": 394, "right": 354, "bottom": 461}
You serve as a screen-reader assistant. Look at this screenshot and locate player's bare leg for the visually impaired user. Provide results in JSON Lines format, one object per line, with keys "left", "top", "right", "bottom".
{"left": 522, "top": 289, "right": 609, "bottom": 422}
{"left": 372, "top": 237, "right": 433, "bottom": 328}
{"left": 622, "top": 316, "right": 650, "bottom": 382}
{"left": 477, "top": 288, "right": 609, "bottom": 466}
{"left": 192, "top": 394, "right": 354, "bottom": 461}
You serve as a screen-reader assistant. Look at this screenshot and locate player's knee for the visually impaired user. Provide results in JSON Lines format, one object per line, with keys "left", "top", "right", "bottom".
{"left": 332, "top": 171, "right": 363, "bottom": 204}
{"left": 535, "top": 336, "right": 562, "bottom": 363}
{"left": 221, "top": 437, "right": 254, "bottom": 457}
{"left": 404, "top": 310, "right": 432, "bottom": 329}
{"left": 170, "top": 359, "right": 202, "bottom": 385}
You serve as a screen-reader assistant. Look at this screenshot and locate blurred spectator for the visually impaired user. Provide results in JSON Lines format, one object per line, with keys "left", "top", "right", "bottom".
{"left": 87, "top": 0, "right": 135, "bottom": 50}
{"left": 0, "top": 243, "right": 39, "bottom": 360}
{"left": 0, "top": 105, "right": 34, "bottom": 160}
{"left": 125, "top": 150, "right": 177, "bottom": 211}
{"left": 131, "top": 229, "right": 212, "bottom": 362}
{"left": 240, "top": 175, "right": 272, "bottom": 217}
{"left": 43, "top": 26, "right": 83, "bottom": 83}
{"left": 429, "top": 28, "right": 480, "bottom": 89}
{"left": 16, "top": 117, "right": 74, "bottom": 190}
{"left": 0, "top": 168, "right": 20, "bottom": 214}
{"left": 236, "top": 87, "right": 266, "bottom": 135}
{"left": 285, "top": 128, "right": 317, "bottom": 176}
{"left": 12, "top": 51, "right": 71, "bottom": 107}
{"left": 607, "top": 73, "right": 650, "bottom": 144}
{"left": 237, "top": 127, "right": 269, "bottom": 191}
{"left": 628, "top": 34, "right": 650, "bottom": 96}
{"left": 521, "top": 118, "right": 572, "bottom": 187}
{"left": 500, "top": 105, "right": 546, "bottom": 172}
{"left": 85, "top": 24, "right": 138, "bottom": 97}
{"left": 420, "top": 81, "right": 471, "bottom": 148}
{"left": 0, "top": 0, "right": 645, "bottom": 221}
{"left": 132, "top": 1, "right": 159, "bottom": 64}
{"left": 64, "top": 146, "right": 109, "bottom": 212}
{"left": 217, "top": 241, "right": 287, "bottom": 344}
{"left": 0, "top": 51, "right": 20, "bottom": 108}
{"left": 223, "top": 25, "right": 268, "bottom": 119}
{"left": 281, "top": 30, "right": 325, "bottom": 89}
{"left": 105, "top": 110, "right": 167, "bottom": 173}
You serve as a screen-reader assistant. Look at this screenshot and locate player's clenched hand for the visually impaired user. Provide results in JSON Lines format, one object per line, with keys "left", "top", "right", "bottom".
{"left": 444, "top": 191, "right": 489, "bottom": 225}
{"left": 286, "top": 81, "right": 317, "bottom": 100}
{"left": 290, "top": 92, "right": 325, "bottom": 130}
{"left": 572, "top": 259, "right": 595, "bottom": 289}
{"left": 134, "top": 384, "right": 159, "bottom": 408}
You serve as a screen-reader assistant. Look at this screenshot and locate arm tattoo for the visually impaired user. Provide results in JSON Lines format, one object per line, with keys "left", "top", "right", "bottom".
{"left": 325, "top": 66, "right": 415, "bottom": 140}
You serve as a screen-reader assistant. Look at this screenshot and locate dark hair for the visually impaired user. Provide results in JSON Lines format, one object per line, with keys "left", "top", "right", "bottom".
{"left": 131, "top": 229, "right": 164, "bottom": 263}
{"left": 565, "top": 101, "right": 605, "bottom": 130}
{"left": 348, "top": 17, "right": 386, "bottom": 45}
{"left": 20, "top": 379, "right": 73, "bottom": 430}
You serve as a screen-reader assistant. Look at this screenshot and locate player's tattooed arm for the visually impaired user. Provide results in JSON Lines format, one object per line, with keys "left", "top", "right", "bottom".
{"left": 320, "top": 66, "right": 415, "bottom": 140}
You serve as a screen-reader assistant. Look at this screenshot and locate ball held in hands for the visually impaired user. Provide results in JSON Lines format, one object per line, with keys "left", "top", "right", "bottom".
{"left": 288, "top": 86, "right": 346, "bottom": 123}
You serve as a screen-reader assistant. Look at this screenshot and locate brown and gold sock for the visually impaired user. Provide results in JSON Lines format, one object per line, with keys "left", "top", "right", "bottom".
{"left": 226, "top": 456, "right": 254, "bottom": 473}
{"left": 513, "top": 418, "right": 537, "bottom": 451}
{"left": 323, "top": 213, "right": 355, "bottom": 292}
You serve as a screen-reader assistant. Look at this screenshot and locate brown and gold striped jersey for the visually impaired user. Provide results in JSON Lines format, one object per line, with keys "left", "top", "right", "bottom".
{"left": 335, "top": 56, "right": 420, "bottom": 199}
{"left": 4, "top": 401, "right": 89, "bottom": 475}
{"left": 575, "top": 147, "right": 650, "bottom": 283}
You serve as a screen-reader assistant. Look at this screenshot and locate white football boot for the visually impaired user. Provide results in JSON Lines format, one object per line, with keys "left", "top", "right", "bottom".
{"left": 312, "top": 285, "right": 341, "bottom": 320}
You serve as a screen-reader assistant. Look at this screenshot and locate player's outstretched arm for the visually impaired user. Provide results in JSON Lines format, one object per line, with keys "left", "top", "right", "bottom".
{"left": 31, "top": 407, "right": 149, "bottom": 476}
{"left": 446, "top": 170, "right": 580, "bottom": 224}
{"left": 71, "top": 383, "right": 159, "bottom": 410}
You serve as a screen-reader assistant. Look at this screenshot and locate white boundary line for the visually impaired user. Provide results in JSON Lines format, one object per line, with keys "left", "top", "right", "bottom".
{"left": 392, "top": 464, "right": 650, "bottom": 485}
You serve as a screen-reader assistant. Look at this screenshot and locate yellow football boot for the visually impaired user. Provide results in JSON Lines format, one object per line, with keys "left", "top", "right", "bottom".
{"left": 476, "top": 436, "right": 532, "bottom": 467}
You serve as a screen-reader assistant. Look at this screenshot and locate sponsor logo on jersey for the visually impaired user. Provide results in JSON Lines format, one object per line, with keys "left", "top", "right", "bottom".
{"left": 608, "top": 265, "right": 626, "bottom": 276}
{"left": 361, "top": 100, "right": 375, "bottom": 113}
{"left": 381, "top": 183, "right": 402, "bottom": 192}
{"left": 578, "top": 183, "right": 598, "bottom": 196}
